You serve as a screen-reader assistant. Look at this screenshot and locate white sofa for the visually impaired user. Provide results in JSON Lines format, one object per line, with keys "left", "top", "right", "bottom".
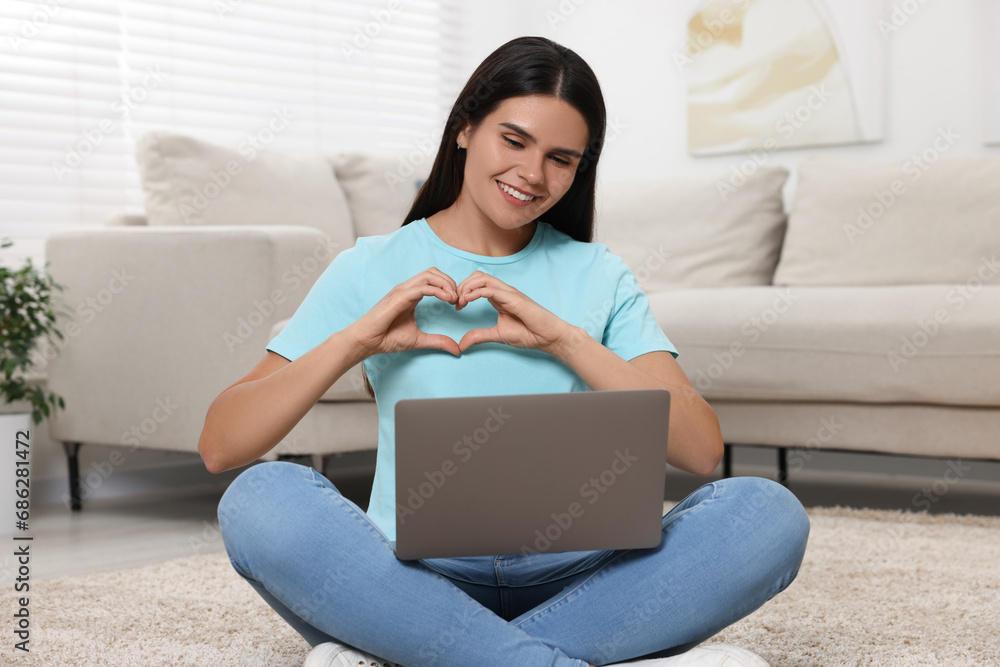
{"left": 45, "top": 132, "right": 1000, "bottom": 509}
{"left": 599, "top": 155, "right": 1000, "bottom": 479}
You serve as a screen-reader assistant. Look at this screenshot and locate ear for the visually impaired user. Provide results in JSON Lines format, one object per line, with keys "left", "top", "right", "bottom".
{"left": 456, "top": 122, "right": 473, "bottom": 148}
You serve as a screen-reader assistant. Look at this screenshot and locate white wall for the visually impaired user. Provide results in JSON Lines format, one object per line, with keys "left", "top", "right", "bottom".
{"left": 461, "top": 0, "right": 1000, "bottom": 194}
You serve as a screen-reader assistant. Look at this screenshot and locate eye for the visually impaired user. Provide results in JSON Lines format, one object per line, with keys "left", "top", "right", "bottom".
{"left": 550, "top": 155, "right": 571, "bottom": 166}
{"left": 502, "top": 136, "right": 524, "bottom": 149}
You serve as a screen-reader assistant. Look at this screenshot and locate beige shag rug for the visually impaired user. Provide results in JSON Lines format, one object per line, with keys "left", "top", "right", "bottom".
{"left": 4, "top": 507, "right": 999, "bottom": 666}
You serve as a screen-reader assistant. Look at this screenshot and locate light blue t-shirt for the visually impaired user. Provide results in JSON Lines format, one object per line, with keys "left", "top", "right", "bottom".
{"left": 266, "top": 218, "right": 678, "bottom": 541}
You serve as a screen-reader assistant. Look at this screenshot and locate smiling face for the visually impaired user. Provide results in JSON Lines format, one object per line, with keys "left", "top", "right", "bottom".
{"left": 455, "top": 94, "right": 590, "bottom": 235}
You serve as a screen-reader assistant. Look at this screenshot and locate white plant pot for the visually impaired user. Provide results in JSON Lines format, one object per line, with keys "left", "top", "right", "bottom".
{"left": 0, "top": 413, "right": 32, "bottom": 536}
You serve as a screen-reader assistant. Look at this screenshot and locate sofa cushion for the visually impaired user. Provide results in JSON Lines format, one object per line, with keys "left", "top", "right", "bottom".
{"left": 650, "top": 285, "right": 1000, "bottom": 407}
{"left": 330, "top": 153, "right": 430, "bottom": 237}
{"left": 593, "top": 166, "right": 789, "bottom": 289}
{"left": 773, "top": 154, "right": 1000, "bottom": 286}
{"left": 269, "top": 318, "right": 372, "bottom": 401}
{"left": 135, "top": 132, "right": 356, "bottom": 253}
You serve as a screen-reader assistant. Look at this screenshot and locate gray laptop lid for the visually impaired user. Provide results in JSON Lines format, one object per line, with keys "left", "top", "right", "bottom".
{"left": 394, "top": 389, "right": 670, "bottom": 560}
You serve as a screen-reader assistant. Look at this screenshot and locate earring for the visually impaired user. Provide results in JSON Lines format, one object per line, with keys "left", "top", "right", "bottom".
{"left": 457, "top": 141, "right": 464, "bottom": 149}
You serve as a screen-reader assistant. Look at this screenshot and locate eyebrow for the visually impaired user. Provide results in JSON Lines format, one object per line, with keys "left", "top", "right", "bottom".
{"left": 498, "top": 122, "right": 584, "bottom": 159}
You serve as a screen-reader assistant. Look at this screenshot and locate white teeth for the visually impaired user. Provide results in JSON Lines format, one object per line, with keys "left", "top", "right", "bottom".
{"left": 500, "top": 182, "right": 537, "bottom": 201}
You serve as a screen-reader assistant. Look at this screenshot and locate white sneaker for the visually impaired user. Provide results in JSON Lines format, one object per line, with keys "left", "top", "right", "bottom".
{"left": 302, "top": 640, "right": 402, "bottom": 667}
{"left": 608, "top": 643, "right": 770, "bottom": 666}
{"left": 301, "top": 641, "right": 763, "bottom": 667}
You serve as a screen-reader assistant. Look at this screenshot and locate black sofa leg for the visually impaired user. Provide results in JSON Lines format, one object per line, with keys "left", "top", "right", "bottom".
{"left": 722, "top": 444, "right": 732, "bottom": 478}
{"left": 777, "top": 447, "right": 789, "bottom": 486}
{"left": 62, "top": 441, "right": 82, "bottom": 512}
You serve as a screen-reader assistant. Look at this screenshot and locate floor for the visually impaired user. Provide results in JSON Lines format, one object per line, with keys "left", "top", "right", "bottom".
{"left": 26, "top": 457, "right": 1000, "bottom": 583}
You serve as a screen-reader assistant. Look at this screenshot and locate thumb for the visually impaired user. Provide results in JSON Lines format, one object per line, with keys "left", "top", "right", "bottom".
{"left": 457, "top": 327, "right": 500, "bottom": 353}
{"left": 416, "top": 332, "right": 461, "bottom": 357}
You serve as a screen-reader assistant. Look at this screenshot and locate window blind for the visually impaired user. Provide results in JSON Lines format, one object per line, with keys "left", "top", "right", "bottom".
{"left": 0, "top": 0, "right": 463, "bottom": 268}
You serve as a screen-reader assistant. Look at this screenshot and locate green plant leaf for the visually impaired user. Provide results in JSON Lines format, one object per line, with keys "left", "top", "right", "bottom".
{"left": 1, "top": 239, "right": 67, "bottom": 424}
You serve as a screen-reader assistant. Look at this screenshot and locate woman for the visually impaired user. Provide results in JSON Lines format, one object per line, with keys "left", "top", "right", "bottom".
{"left": 200, "top": 36, "right": 809, "bottom": 667}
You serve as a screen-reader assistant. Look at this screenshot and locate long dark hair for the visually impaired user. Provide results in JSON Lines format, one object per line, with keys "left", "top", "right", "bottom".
{"left": 402, "top": 36, "right": 607, "bottom": 242}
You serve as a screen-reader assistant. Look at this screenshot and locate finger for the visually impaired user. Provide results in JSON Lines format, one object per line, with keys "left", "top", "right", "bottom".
{"left": 413, "top": 283, "right": 459, "bottom": 307}
{"left": 455, "top": 271, "right": 493, "bottom": 294}
{"left": 385, "top": 283, "right": 457, "bottom": 316}
{"left": 459, "top": 271, "right": 514, "bottom": 289}
{"left": 400, "top": 268, "right": 456, "bottom": 301}
{"left": 458, "top": 280, "right": 509, "bottom": 309}
{"left": 423, "top": 267, "right": 459, "bottom": 293}
{"left": 414, "top": 271, "right": 458, "bottom": 303}
{"left": 458, "top": 286, "right": 507, "bottom": 311}
{"left": 457, "top": 327, "right": 501, "bottom": 352}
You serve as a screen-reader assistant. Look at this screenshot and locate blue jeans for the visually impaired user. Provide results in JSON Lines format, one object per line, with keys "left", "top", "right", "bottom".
{"left": 218, "top": 461, "right": 809, "bottom": 667}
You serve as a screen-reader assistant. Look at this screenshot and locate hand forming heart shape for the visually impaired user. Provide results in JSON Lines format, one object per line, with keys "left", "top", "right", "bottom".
{"left": 343, "top": 267, "right": 576, "bottom": 360}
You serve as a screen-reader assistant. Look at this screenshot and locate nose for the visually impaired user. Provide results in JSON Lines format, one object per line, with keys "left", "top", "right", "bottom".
{"left": 519, "top": 148, "right": 545, "bottom": 186}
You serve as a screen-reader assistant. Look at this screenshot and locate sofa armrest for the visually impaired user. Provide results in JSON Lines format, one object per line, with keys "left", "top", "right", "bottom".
{"left": 43, "top": 225, "right": 338, "bottom": 454}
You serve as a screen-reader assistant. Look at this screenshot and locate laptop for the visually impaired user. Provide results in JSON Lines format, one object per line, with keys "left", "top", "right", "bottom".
{"left": 394, "top": 389, "right": 670, "bottom": 560}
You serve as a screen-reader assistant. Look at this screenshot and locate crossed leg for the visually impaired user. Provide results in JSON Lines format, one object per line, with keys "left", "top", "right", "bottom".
{"left": 218, "top": 462, "right": 808, "bottom": 667}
